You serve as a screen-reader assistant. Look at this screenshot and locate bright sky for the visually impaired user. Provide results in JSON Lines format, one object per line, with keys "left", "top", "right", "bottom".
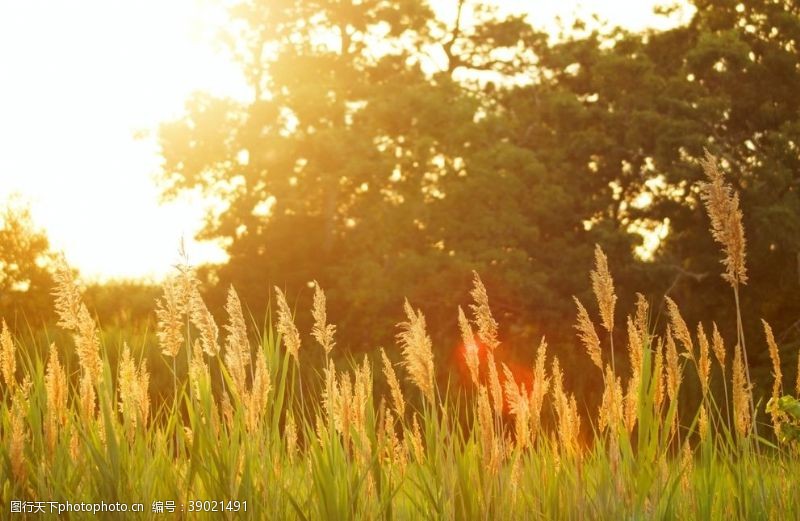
{"left": 0, "top": 0, "right": 691, "bottom": 281}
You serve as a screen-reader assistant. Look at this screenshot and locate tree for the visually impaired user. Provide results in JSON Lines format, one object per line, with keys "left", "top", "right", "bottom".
{"left": 157, "top": 0, "right": 555, "bottom": 353}
{"left": 0, "top": 198, "right": 57, "bottom": 323}
{"left": 496, "top": 0, "right": 800, "bottom": 395}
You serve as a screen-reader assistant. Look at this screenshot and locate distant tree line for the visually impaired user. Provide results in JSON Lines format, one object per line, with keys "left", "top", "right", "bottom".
{"left": 3, "top": 0, "right": 799, "bottom": 406}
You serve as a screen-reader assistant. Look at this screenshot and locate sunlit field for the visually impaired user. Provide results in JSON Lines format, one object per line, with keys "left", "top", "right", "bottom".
{"left": 2, "top": 0, "right": 800, "bottom": 519}
{"left": 1, "top": 153, "right": 799, "bottom": 519}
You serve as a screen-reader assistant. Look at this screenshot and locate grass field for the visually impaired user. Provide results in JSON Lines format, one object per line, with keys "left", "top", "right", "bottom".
{"left": 1, "top": 153, "right": 799, "bottom": 520}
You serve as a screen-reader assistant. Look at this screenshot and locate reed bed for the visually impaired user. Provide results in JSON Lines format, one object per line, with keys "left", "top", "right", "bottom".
{"left": 1, "top": 152, "right": 800, "bottom": 520}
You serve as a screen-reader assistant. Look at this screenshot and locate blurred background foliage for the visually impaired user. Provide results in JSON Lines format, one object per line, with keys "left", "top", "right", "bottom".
{"left": 2, "top": 0, "right": 799, "bottom": 409}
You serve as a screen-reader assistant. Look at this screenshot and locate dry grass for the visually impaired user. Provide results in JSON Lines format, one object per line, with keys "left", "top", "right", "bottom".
{"left": 0, "top": 152, "right": 798, "bottom": 519}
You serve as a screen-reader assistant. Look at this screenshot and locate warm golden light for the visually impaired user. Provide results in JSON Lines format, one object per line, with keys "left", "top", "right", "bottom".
{"left": 0, "top": 0, "right": 686, "bottom": 281}
{"left": 0, "top": 0, "right": 246, "bottom": 280}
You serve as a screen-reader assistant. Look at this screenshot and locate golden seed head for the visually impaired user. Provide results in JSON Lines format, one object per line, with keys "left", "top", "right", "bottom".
{"left": 653, "top": 338, "right": 665, "bottom": 411}
{"left": 117, "top": 343, "right": 151, "bottom": 438}
{"left": 598, "top": 364, "right": 623, "bottom": 432}
{"left": 634, "top": 293, "right": 649, "bottom": 344}
{"left": 697, "top": 323, "right": 711, "bottom": 395}
{"left": 322, "top": 358, "right": 338, "bottom": 425}
{"left": 665, "top": 297, "right": 693, "bottom": 357}
{"left": 246, "top": 349, "right": 271, "bottom": 432}
{"left": 476, "top": 385, "right": 498, "bottom": 473}
{"left": 189, "top": 339, "right": 209, "bottom": 399}
{"left": 53, "top": 258, "right": 103, "bottom": 383}
{"left": 574, "top": 297, "right": 602, "bottom": 370}
{"left": 1, "top": 318, "right": 16, "bottom": 390}
{"left": 732, "top": 343, "right": 751, "bottom": 439}
{"left": 469, "top": 271, "right": 499, "bottom": 350}
{"left": 626, "top": 315, "right": 643, "bottom": 382}
{"left": 45, "top": 343, "right": 68, "bottom": 448}
{"left": 624, "top": 372, "right": 640, "bottom": 433}
{"left": 530, "top": 339, "right": 549, "bottom": 442}
{"left": 486, "top": 351, "right": 504, "bottom": 418}
{"left": 699, "top": 405, "right": 709, "bottom": 441}
{"left": 591, "top": 245, "right": 617, "bottom": 333}
{"left": 552, "top": 356, "right": 580, "bottom": 455}
{"left": 711, "top": 322, "right": 726, "bottom": 371}
{"left": 665, "top": 327, "right": 681, "bottom": 403}
{"left": 381, "top": 348, "right": 405, "bottom": 419}
{"left": 224, "top": 285, "right": 250, "bottom": 396}
{"left": 311, "top": 281, "right": 336, "bottom": 356}
{"left": 274, "top": 286, "right": 301, "bottom": 363}
{"left": 396, "top": 299, "right": 435, "bottom": 403}
{"left": 699, "top": 150, "right": 747, "bottom": 287}
{"left": 118, "top": 343, "right": 138, "bottom": 436}
{"left": 762, "top": 319, "right": 783, "bottom": 434}
{"left": 155, "top": 276, "right": 185, "bottom": 358}
{"left": 190, "top": 286, "right": 220, "bottom": 357}
{"left": 458, "top": 306, "right": 480, "bottom": 387}
{"left": 502, "top": 363, "right": 531, "bottom": 450}
{"left": 10, "top": 393, "right": 27, "bottom": 482}
{"left": 384, "top": 409, "right": 407, "bottom": 473}
{"left": 52, "top": 256, "right": 84, "bottom": 332}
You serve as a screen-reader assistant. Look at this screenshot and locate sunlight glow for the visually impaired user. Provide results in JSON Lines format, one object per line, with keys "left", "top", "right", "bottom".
{"left": 0, "top": 0, "right": 688, "bottom": 281}
{"left": 0, "top": 0, "right": 246, "bottom": 281}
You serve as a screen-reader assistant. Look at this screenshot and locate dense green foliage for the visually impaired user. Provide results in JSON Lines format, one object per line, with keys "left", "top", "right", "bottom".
{"left": 155, "top": 0, "right": 800, "bottom": 409}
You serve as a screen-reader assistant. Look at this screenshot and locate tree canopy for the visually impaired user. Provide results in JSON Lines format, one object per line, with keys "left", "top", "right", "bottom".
{"left": 157, "top": 0, "right": 800, "bottom": 392}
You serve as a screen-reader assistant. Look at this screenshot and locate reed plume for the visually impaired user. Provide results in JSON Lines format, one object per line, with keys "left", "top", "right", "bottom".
{"left": 762, "top": 319, "right": 783, "bottom": 434}
{"left": 711, "top": 322, "right": 726, "bottom": 372}
{"left": 697, "top": 323, "right": 711, "bottom": 395}
{"left": 45, "top": 343, "right": 67, "bottom": 454}
{"left": 469, "top": 271, "right": 499, "bottom": 350}
{"left": 502, "top": 363, "right": 530, "bottom": 450}
{"left": 53, "top": 258, "right": 103, "bottom": 384}
{"left": 224, "top": 286, "right": 251, "bottom": 397}
{"left": 699, "top": 150, "right": 747, "bottom": 287}
{"left": 274, "top": 286, "right": 301, "bottom": 363}
{"left": 190, "top": 286, "right": 220, "bottom": 357}
{"left": 634, "top": 293, "right": 649, "bottom": 342}
{"left": 311, "top": 281, "right": 336, "bottom": 356}
{"left": 477, "top": 385, "right": 499, "bottom": 473}
{"left": 118, "top": 343, "right": 151, "bottom": 441}
{"left": 458, "top": 306, "right": 480, "bottom": 387}
{"left": 574, "top": 297, "right": 602, "bottom": 370}
{"left": 246, "top": 349, "right": 271, "bottom": 432}
{"left": 396, "top": 300, "right": 435, "bottom": 403}
{"left": 665, "top": 328, "right": 681, "bottom": 405}
{"left": 552, "top": 357, "right": 580, "bottom": 456}
{"left": 599, "top": 365, "right": 623, "bottom": 433}
{"left": 0, "top": 319, "right": 15, "bottom": 390}
{"left": 732, "top": 344, "right": 751, "bottom": 439}
{"left": 383, "top": 409, "right": 406, "bottom": 472}
{"left": 10, "top": 391, "right": 27, "bottom": 482}
{"left": 155, "top": 275, "right": 187, "bottom": 358}
{"left": 653, "top": 338, "right": 665, "bottom": 412}
{"left": 530, "top": 339, "right": 549, "bottom": 443}
{"left": 626, "top": 316, "right": 643, "bottom": 383}
{"left": 665, "top": 297, "right": 693, "bottom": 357}
{"left": 381, "top": 348, "right": 405, "bottom": 419}
{"left": 591, "top": 245, "right": 617, "bottom": 334}
{"left": 189, "top": 339, "right": 209, "bottom": 399}
{"left": 486, "top": 351, "right": 503, "bottom": 418}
